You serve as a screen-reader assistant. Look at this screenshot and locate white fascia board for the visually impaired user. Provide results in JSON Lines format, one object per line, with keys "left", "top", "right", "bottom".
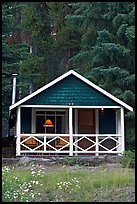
{"left": 9, "top": 69, "right": 133, "bottom": 112}
{"left": 9, "top": 70, "right": 73, "bottom": 111}
{"left": 20, "top": 105, "right": 121, "bottom": 108}
{"left": 71, "top": 70, "right": 133, "bottom": 112}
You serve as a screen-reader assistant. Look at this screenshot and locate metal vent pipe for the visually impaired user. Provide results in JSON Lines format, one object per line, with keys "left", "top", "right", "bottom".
{"left": 11, "top": 73, "right": 17, "bottom": 105}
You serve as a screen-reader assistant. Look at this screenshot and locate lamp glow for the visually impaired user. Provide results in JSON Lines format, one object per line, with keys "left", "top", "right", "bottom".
{"left": 43, "top": 119, "right": 54, "bottom": 127}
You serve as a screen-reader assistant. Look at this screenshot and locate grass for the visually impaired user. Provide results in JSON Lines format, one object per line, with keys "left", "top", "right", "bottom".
{"left": 2, "top": 163, "right": 135, "bottom": 202}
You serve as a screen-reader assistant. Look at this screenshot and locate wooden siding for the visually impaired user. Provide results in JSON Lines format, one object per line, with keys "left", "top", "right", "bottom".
{"left": 23, "top": 75, "right": 119, "bottom": 106}
{"left": 21, "top": 107, "right": 31, "bottom": 133}
{"left": 99, "top": 109, "right": 116, "bottom": 134}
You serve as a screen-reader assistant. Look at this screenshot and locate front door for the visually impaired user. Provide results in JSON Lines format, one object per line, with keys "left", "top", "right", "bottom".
{"left": 78, "top": 109, "right": 95, "bottom": 134}
{"left": 78, "top": 109, "right": 95, "bottom": 154}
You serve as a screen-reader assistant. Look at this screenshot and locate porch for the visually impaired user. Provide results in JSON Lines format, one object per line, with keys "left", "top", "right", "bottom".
{"left": 15, "top": 105, "right": 125, "bottom": 156}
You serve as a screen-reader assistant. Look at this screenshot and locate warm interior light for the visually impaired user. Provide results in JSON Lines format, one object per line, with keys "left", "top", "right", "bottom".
{"left": 101, "top": 107, "right": 104, "bottom": 111}
{"left": 43, "top": 119, "right": 54, "bottom": 127}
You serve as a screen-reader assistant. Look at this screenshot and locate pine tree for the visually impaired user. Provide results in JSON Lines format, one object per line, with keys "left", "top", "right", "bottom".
{"left": 21, "top": 2, "right": 52, "bottom": 88}
{"left": 2, "top": 2, "right": 29, "bottom": 136}
{"left": 66, "top": 2, "right": 135, "bottom": 150}
{"left": 21, "top": 2, "right": 82, "bottom": 85}
{"left": 47, "top": 2, "right": 82, "bottom": 75}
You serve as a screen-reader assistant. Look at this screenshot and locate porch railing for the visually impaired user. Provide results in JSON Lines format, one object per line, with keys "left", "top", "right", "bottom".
{"left": 16, "top": 134, "right": 123, "bottom": 156}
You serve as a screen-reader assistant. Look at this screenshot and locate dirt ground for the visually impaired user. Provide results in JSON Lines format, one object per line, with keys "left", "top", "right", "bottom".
{"left": 2, "top": 157, "right": 135, "bottom": 173}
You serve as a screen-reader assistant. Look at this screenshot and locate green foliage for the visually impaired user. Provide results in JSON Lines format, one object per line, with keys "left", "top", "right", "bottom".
{"left": 21, "top": 2, "right": 51, "bottom": 88}
{"left": 67, "top": 2, "right": 135, "bottom": 89}
{"left": 22, "top": 2, "right": 53, "bottom": 54}
{"left": 47, "top": 2, "right": 82, "bottom": 74}
{"left": 120, "top": 150, "right": 135, "bottom": 168}
{"left": 63, "top": 156, "right": 77, "bottom": 166}
{"left": 2, "top": 3, "right": 29, "bottom": 135}
{"left": 125, "top": 127, "right": 135, "bottom": 151}
{"left": 67, "top": 2, "right": 135, "bottom": 149}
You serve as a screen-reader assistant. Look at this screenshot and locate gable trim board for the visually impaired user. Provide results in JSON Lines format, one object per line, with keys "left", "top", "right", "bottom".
{"left": 9, "top": 70, "right": 133, "bottom": 111}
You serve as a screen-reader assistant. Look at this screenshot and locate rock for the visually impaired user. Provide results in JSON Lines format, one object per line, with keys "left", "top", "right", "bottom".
{"left": 50, "top": 157, "right": 56, "bottom": 162}
{"left": 18, "top": 156, "right": 30, "bottom": 164}
{"left": 105, "top": 155, "right": 121, "bottom": 163}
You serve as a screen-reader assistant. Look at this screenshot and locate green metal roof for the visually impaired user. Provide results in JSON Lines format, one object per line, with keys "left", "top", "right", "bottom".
{"left": 23, "top": 75, "right": 119, "bottom": 106}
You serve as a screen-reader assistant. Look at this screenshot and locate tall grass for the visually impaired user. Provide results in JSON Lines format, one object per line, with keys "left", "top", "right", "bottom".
{"left": 2, "top": 164, "right": 135, "bottom": 202}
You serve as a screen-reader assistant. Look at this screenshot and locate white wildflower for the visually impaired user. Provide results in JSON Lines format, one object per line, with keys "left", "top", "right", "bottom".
{"left": 24, "top": 189, "right": 29, "bottom": 192}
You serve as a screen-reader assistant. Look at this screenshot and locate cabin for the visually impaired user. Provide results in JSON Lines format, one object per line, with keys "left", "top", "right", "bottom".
{"left": 9, "top": 70, "right": 133, "bottom": 157}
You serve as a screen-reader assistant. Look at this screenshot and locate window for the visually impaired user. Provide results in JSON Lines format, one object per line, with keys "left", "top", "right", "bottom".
{"left": 35, "top": 110, "right": 68, "bottom": 134}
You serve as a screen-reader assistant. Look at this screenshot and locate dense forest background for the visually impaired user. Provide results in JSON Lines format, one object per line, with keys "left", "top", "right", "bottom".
{"left": 2, "top": 2, "right": 135, "bottom": 150}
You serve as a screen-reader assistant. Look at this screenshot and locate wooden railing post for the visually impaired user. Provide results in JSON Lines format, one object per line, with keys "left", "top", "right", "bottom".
{"left": 44, "top": 135, "right": 46, "bottom": 152}
{"left": 96, "top": 135, "right": 99, "bottom": 156}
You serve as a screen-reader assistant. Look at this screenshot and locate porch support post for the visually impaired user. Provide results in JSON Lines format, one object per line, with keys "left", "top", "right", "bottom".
{"left": 120, "top": 107, "right": 125, "bottom": 154}
{"left": 16, "top": 106, "right": 21, "bottom": 156}
{"left": 69, "top": 107, "right": 73, "bottom": 156}
{"left": 95, "top": 109, "right": 99, "bottom": 156}
{"left": 116, "top": 109, "right": 121, "bottom": 153}
{"left": 74, "top": 109, "right": 78, "bottom": 156}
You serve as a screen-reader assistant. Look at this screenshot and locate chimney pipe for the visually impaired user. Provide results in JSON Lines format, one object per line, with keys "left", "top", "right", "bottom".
{"left": 12, "top": 73, "right": 17, "bottom": 105}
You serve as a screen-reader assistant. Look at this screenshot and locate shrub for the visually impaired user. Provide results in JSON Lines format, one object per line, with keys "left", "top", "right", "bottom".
{"left": 63, "top": 156, "right": 77, "bottom": 166}
{"left": 120, "top": 150, "right": 135, "bottom": 168}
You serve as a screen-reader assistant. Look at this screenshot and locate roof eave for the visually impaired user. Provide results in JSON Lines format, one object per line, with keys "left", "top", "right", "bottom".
{"left": 9, "top": 69, "right": 133, "bottom": 112}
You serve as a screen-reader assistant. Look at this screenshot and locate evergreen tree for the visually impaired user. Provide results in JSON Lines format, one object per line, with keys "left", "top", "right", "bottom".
{"left": 21, "top": 2, "right": 82, "bottom": 85}
{"left": 66, "top": 2, "right": 135, "bottom": 150}
{"left": 2, "top": 2, "right": 29, "bottom": 136}
{"left": 21, "top": 2, "right": 53, "bottom": 88}
{"left": 47, "top": 2, "right": 82, "bottom": 75}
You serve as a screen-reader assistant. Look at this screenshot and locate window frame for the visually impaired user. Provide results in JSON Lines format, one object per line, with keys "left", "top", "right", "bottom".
{"left": 32, "top": 108, "right": 68, "bottom": 134}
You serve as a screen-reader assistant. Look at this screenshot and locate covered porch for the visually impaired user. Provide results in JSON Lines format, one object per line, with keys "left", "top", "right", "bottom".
{"left": 15, "top": 105, "right": 125, "bottom": 156}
